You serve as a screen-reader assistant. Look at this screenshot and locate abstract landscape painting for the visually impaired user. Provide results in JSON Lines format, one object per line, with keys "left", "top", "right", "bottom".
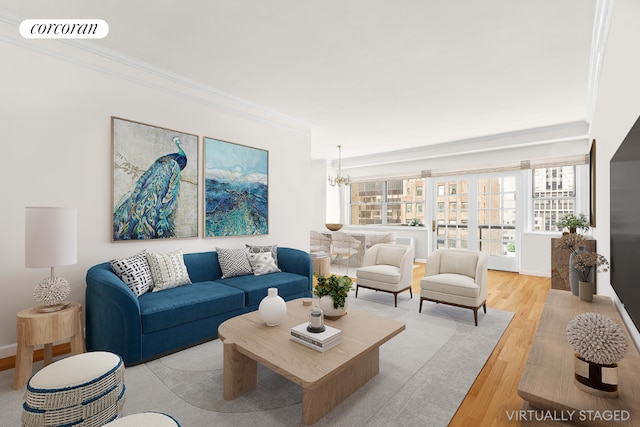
{"left": 112, "top": 117, "right": 198, "bottom": 241}
{"left": 204, "top": 137, "right": 268, "bottom": 237}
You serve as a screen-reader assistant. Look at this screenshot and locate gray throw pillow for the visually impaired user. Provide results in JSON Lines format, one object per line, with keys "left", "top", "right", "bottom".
{"left": 217, "top": 247, "right": 253, "bottom": 279}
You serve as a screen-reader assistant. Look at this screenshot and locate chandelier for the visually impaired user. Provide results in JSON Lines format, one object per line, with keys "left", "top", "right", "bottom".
{"left": 328, "top": 145, "right": 350, "bottom": 186}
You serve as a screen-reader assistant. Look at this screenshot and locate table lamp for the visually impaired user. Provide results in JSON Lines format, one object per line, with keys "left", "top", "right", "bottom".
{"left": 25, "top": 207, "right": 77, "bottom": 311}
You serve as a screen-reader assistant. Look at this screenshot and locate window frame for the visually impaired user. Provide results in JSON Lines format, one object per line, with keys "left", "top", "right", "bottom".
{"left": 348, "top": 177, "right": 426, "bottom": 226}
{"left": 529, "top": 164, "right": 589, "bottom": 233}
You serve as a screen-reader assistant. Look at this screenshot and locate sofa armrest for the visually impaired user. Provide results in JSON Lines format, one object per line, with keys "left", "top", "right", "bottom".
{"left": 276, "top": 247, "right": 313, "bottom": 292}
{"left": 85, "top": 262, "right": 143, "bottom": 364}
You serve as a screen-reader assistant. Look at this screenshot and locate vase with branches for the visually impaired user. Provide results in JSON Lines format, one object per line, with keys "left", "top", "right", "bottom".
{"left": 554, "top": 233, "right": 587, "bottom": 254}
{"left": 572, "top": 251, "right": 609, "bottom": 281}
{"left": 571, "top": 251, "right": 609, "bottom": 301}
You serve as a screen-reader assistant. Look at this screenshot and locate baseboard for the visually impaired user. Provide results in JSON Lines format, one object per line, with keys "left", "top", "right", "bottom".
{"left": 0, "top": 343, "right": 71, "bottom": 372}
{"left": 519, "top": 270, "right": 551, "bottom": 278}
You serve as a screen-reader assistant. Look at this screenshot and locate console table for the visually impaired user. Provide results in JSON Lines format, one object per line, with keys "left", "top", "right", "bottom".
{"left": 518, "top": 290, "right": 640, "bottom": 426}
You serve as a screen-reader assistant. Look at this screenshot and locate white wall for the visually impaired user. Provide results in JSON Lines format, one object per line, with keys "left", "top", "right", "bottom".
{"left": 588, "top": 0, "right": 640, "bottom": 345}
{"left": 0, "top": 23, "right": 312, "bottom": 354}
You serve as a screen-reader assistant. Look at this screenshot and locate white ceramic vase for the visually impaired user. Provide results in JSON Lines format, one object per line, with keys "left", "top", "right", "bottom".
{"left": 258, "top": 288, "right": 287, "bottom": 326}
{"left": 319, "top": 295, "right": 348, "bottom": 319}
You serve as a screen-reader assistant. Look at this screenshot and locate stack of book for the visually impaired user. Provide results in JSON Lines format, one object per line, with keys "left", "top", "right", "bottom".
{"left": 290, "top": 322, "right": 342, "bottom": 352}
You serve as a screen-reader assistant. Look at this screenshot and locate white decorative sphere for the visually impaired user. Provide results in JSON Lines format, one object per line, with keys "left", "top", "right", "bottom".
{"left": 258, "top": 288, "right": 287, "bottom": 326}
{"left": 34, "top": 277, "right": 70, "bottom": 306}
{"left": 567, "top": 312, "right": 629, "bottom": 365}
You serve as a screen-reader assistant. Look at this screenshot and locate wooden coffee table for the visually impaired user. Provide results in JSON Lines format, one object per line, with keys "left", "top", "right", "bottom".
{"left": 218, "top": 298, "right": 405, "bottom": 425}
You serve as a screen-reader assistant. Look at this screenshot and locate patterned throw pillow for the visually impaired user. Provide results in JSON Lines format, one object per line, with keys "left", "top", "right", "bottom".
{"left": 245, "top": 244, "right": 278, "bottom": 266}
{"left": 247, "top": 251, "right": 282, "bottom": 276}
{"left": 110, "top": 251, "right": 153, "bottom": 296}
{"left": 145, "top": 249, "right": 192, "bottom": 292}
{"left": 217, "top": 247, "right": 254, "bottom": 279}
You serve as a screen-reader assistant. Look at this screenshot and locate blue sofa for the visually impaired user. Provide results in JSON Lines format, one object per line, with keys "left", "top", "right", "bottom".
{"left": 85, "top": 247, "right": 312, "bottom": 365}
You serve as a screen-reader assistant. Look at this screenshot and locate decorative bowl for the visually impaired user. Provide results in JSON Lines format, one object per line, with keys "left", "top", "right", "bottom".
{"left": 325, "top": 223, "right": 343, "bottom": 231}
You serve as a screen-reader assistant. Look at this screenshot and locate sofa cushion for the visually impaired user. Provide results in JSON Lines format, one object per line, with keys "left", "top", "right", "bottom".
{"left": 376, "top": 246, "right": 406, "bottom": 268}
{"left": 439, "top": 251, "right": 478, "bottom": 279}
{"left": 421, "top": 273, "right": 480, "bottom": 298}
{"left": 138, "top": 281, "right": 245, "bottom": 333}
{"left": 183, "top": 251, "right": 222, "bottom": 282}
{"left": 146, "top": 249, "right": 192, "bottom": 292}
{"left": 110, "top": 251, "right": 153, "bottom": 296}
{"left": 357, "top": 265, "right": 401, "bottom": 284}
{"left": 218, "top": 272, "right": 308, "bottom": 307}
{"left": 217, "top": 247, "right": 253, "bottom": 278}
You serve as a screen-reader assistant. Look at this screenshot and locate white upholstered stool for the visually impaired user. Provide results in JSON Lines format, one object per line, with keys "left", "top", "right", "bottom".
{"left": 22, "top": 351, "right": 125, "bottom": 427}
{"left": 105, "top": 412, "right": 181, "bottom": 426}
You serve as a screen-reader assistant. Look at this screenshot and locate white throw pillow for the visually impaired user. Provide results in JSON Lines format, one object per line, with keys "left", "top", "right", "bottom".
{"left": 146, "top": 249, "right": 192, "bottom": 292}
{"left": 110, "top": 251, "right": 153, "bottom": 296}
{"left": 247, "top": 251, "right": 282, "bottom": 276}
{"left": 217, "top": 247, "right": 253, "bottom": 279}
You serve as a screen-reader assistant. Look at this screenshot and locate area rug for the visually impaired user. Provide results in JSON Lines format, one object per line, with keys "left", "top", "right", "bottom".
{"left": 0, "top": 291, "right": 513, "bottom": 427}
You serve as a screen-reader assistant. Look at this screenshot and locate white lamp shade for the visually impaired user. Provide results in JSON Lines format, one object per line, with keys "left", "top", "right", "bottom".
{"left": 25, "top": 207, "right": 77, "bottom": 268}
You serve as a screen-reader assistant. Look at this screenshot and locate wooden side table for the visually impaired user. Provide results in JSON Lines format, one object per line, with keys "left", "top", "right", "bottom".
{"left": 311, "top": 256, "right": 330, "bottom": 276}
{"left": 13, "top": 301, "right": 85, "bottom": 390}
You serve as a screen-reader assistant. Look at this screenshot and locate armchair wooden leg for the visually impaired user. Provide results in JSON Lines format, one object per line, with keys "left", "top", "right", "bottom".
{"left": 473, "top": 308, "right": 479, "bottom": 327}
{"left": 355, "top": 285, "right": 359, "bottom": 298}
{"left": 419, "top": 297, "right": 423, "bottom": 312}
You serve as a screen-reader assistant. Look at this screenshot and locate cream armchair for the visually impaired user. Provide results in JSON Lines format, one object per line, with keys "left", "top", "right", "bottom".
{"left": 419, "top": 249, "right": 488, "bottom": 326}
{"left": 355, "top": 244, "right": 415, "bottom": 307}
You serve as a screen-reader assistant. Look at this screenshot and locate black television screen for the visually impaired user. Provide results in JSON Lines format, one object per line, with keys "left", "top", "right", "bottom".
{"left": 610, "top": 115, "right": 640, "bottom": 331}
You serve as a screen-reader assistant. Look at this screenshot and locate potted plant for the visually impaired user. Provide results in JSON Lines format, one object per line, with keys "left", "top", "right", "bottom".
{"left": 557, "top": 213, "right": 590, "bottom": 234}
{"left": 313, "top": 274, "right": 353, "bottom": 319}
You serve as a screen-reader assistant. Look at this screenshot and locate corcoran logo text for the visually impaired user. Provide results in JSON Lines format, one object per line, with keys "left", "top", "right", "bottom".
{"left": 20, "top": 19, "right": 109, "bottom": 39}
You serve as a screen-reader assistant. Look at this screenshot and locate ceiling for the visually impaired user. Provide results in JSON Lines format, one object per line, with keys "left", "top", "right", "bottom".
{"left": 4, "top": 1, "right": 598, "bottom": 160}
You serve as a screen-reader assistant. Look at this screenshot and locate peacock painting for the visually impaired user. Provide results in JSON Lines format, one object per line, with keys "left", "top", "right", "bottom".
{"left": 112, "top": 118, "right": 198, "bottom": 241}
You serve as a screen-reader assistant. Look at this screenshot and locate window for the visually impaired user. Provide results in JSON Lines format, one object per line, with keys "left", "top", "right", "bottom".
{"left": 350, "top": 178, "right": 425, "bottom": 225}
{"left": 532, "top": 166, "right": 576, "bottom": 231}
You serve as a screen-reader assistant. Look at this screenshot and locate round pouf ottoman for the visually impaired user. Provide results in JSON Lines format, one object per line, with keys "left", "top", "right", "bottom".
{"left": 21, "top": 351, "right": 125, "bottom": 427}
{"left": 105, "top": 412, "right": 181, "bottom": 426}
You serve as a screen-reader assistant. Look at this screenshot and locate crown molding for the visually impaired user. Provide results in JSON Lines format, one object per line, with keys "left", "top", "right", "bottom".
{"left": 0, "top": 7, "right": 312, "bottom": 135}
{"left": 338, "top": 121, "right": 590, "bottom": 170}
{"left": 586, "top": 0, "right": 615, "bottom": 125}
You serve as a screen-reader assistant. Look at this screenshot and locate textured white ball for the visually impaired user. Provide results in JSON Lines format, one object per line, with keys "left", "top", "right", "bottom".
{"left": 34, "top": 277, "right": 70, "bottom": 306}
{"left": 566, "top": 312, "right": 629, "bottom": 365}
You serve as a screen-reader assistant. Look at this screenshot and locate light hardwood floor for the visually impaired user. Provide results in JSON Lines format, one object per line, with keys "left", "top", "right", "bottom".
{"left": 410, "top": 263, "right": 551, "bottom": 427}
